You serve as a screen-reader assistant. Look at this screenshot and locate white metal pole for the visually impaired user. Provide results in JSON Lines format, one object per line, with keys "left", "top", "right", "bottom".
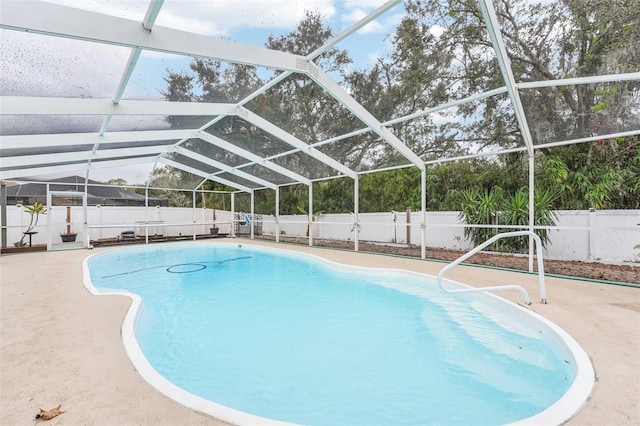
{"left": 147, "top": 160, "right": 158, "bottom": 203}
{"left": 354, "top": 176, "right": 359, "bottom": 252}
{"left": 82, "top": 191, "right": 88, "bottom": 249}
{"left": 0, "top": 180, "right": 6, "bottom": 250}
{"left": 250, "top": 191, "right": 255, "bottom": 240}
{"left": 145, "top": 187, "right": 149, "bottom": 244}
{"left": 478, "top": 0, "right": 535, "bottom": 158}
{"left": 83, "top": 181, "right": 88, "bottom": 248}
{"left": 308, "top": 184, "right": 313, "bottom": 247}
{"left": 275, "top": 187, "right": 280, "bottom": 243}
{"left": 46, "top": 184, "right": 51, "bottom": 251}
{"left": 231, "top": 193, "right": 235, "bottom": 237}
{"left": 421, "top": 167, "right": 427, "bottom": 259}
{"left": 192, "top": 190, "right": 197, "bottom": 241}
{"left": 98, "top": 204, "right": 102, "bottom": 240}
{"left": 528, "top": 154, "right": 535, "bottom": 272}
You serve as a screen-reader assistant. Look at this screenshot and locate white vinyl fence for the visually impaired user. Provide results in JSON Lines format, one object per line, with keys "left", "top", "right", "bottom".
{"left": 2, "top": 206, "right": 639, "bottom": 263}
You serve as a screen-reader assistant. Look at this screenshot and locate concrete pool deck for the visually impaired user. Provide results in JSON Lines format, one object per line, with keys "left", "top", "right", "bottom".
{"left": 1, "top": 239, "right": 638, "bottom": 425}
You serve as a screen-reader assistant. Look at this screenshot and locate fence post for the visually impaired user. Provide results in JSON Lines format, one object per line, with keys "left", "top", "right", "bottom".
{"left": 406, "top": 207, "right": 411, "bottom": 245}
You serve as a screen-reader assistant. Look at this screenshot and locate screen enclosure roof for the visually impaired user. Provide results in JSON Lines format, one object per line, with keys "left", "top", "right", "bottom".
{"left": 1, "top": 0, "right": 639, "bottom": 192}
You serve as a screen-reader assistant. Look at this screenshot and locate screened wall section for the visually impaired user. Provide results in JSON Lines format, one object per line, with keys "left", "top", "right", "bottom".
{"left": 1, "top": 0, "right": 638, "bottom": 266}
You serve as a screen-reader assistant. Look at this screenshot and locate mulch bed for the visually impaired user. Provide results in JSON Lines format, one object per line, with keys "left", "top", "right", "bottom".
{"left": 1, "top": 244, "right": 47, "bottom": 254}
{"left": 4, "top": 235, "right": 636, "bottom": 285}
{"left": 254, "top": 236, "right": 640, "bottom": 286}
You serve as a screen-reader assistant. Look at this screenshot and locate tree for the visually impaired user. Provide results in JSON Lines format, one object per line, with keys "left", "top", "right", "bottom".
{"left": 402, "top": 0, "right": 640, "bottom": 147}
{"left": 105, "top": 178, "right": 130, "bottom": 191}
{"left": 199, "top": 180, "right": 236, "bottom": 215}
{"left": 358, "top": 168, "right": 422, "bottom": 213}
{"left": 455, "top": 186, "right": 557, "bottom": 252}
{"left": 160, "top": 2, "right": 639, "bottom": 212}
{"left": 314, "top": 178, "right": 354, "bottom": 213}
{"left": 162, "top": 55, "right": 263, "bottom": 131}
{"left": 16, "top": 202, "right": 47, "bottom": 247}
{"left": 538, "top": 136, "right": 640, "bottom": 209}
{"left": 147, "top": 167, "right": 194, "bottom": 207}
{"left": 392, "top": 0, "right": 640, "bottom": 209}
{"left": 161, "top": 70, "right": 197, "bottom": 129}
{"left": 248, "top": 12, "right": 360, "bottom": 175}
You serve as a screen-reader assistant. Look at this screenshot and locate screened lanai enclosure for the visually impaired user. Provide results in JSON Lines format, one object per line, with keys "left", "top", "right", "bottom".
{"left": 1, "top": 1, "right": 639, "bottom": 264}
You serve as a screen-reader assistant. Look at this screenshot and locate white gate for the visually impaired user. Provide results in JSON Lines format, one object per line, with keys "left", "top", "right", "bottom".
{"left": 46, "top": 190, "right": 87, "bottom": 250}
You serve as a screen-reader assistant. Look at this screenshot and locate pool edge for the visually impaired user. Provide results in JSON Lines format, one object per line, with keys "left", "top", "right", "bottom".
{"left": 82, "top": 242, "right": 596, "bottom": 426}
{"left": 82, "top": 249, "right": 299, "bottom": 426}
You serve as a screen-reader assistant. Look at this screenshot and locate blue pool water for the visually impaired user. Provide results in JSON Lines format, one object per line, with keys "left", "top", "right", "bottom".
{"left": 87, "top": 243, "right": 577, "bottom": 425}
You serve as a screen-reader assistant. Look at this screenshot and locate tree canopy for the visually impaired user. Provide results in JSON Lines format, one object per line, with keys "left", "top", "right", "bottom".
{"left": 160, "top": 1, "right": 639, "bottom": 212}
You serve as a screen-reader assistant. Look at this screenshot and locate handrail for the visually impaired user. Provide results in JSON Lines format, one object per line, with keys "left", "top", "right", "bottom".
{"left": 85, "top": 220, "right": 233, "bottom": 229}
{"left": 437, "top": 231, "right": 547, "bottom": 305}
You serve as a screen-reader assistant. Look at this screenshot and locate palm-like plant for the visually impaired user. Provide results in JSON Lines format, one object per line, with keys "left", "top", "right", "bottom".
{"left": 17, "top": 202, "right": 47, "bottom": 247}
{"left": 296, "top": 205, "right": 325, "bottom": 237}
{"left": 455, "top": 187, "right": 504, "bottom": 248}
{"left": 500, "top": 189, "right": 558, "bottom": 252}
{"left": 456, "top": 187, "right": 557, "bottom": 253}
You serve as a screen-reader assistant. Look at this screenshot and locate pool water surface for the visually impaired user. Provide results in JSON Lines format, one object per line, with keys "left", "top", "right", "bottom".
{"left": 84, "top": 243, "right": 592, "bottom": 425}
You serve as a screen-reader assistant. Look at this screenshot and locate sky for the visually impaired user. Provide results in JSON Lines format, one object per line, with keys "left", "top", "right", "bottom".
{"left": 1, "top": 0, "right": 404, "bottom": 100}
{"left": 138, "top": 0, "right": 404, "bottom": 99}
{"left": 3, "top": 0, "right": 404, "bottom": 100}
{"left": 0, "top": 0, "right": 406, "bottom": 183}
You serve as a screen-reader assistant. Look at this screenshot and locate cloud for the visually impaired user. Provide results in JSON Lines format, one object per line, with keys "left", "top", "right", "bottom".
{"left": 339, "top": 1, "right": 402, "bottom": 34}
{"left": 358, "top": 13, "right": 404, "bottom": 35}
{"left": 343, "top": 8, "right": 383, "bottom": 34}
{"left": 157, "top": 0, "right": 338, "bottom": 37}
{"left": 366, "top": 50, "right": 384, "bottom": 64}
{"left": 429, "top": 25, "right": 446, "bottom": 39}
{"left": 46, "top": 0, "right": 340, "bottom": 38}
{"left": 157, "top": 9, "right": 219, "bottom": 36}
{"left": 340, "top": 0, "right": 391, "bottom": 9}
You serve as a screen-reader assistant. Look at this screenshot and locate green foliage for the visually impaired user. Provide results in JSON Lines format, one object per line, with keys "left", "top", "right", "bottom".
{"left": 400, "top": 0, "right": 640, "bottom": 163}
{"left": 455, "top": 187, "right": 504, "bottom": 248}
{"left": 538, "top": 137, "right": 640, "bottom": 209}
{"left": 314, "top": 179, "right": 354, "bottom": 213}
{"left": 105, "top": 178, "right": 129, "bottom": 188}
{"left": 17, "top": 202, "right": 47, "bottom": 247}
{"left": 199, "top": 180, "right": 235, "bottom": 212}
{"left": 147, "top": 167, "right": 194, "bottom": 207}
{"left": 24, "top": 201, "right": 47, "bottom": 218}
{"left": 159, "top": 4, "right": 639, "bottom": 215}
{"left": 359, "top": 168, "right": 422, "bottom": 213}
{"left": 501, "top": 188, "right": 558, "bottom": 251}
{"left": 455, "top": 187, "right": 557, "bottom": 253}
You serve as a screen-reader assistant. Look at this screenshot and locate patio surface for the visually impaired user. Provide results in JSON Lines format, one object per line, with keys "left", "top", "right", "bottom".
{"left": 1, "top": 239, "right": 639, "bottom": 425}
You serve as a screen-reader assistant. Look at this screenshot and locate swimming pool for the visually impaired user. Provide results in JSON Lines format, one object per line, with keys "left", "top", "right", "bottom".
{"left": 83, "top": 242, "right": 594, "bottom": 425}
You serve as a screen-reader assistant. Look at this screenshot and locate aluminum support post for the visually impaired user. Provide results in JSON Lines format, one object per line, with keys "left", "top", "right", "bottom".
{"left": 275, "top": 188, "right": 280, "bottom": 243}
{"left": 250, "top": 191, "right": 255, "bottom": 240}
{"left": 421, "top": 168, "right": 427, "bottom": 259}
{"left": 308, "top": 184, "right": 313, "bottom": 247}
{"left": 354, "top": 176, "right": 359, "bottom": 252}
{"left": 528, "top": 154, "right": 535, "bottom": 272}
